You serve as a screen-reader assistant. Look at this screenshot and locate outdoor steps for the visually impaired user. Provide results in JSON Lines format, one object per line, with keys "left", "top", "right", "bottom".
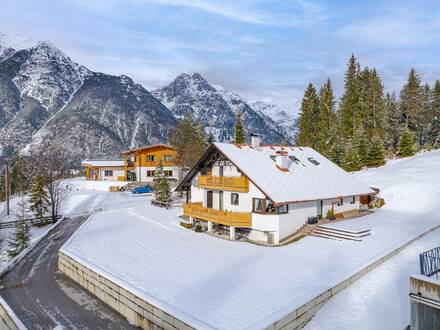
{"left": 311, "top": 225, "right": 372, "bottom": 242}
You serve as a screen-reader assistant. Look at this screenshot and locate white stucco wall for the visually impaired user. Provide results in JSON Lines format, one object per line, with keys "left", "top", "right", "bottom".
{"left": 98, "top": 168, "right": 125, "bottom": 181}
{"left": 137, "top": 166, "right": 179, "bottom": 183}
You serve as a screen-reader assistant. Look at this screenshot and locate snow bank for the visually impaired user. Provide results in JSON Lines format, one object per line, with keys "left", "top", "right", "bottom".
{"left": 61, "top": 150, "right": 440, "bottom": 330}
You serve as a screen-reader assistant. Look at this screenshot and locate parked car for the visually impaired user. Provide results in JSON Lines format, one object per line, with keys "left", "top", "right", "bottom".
{"left": 132, "top": 185, "right": 153, "bottom": 194}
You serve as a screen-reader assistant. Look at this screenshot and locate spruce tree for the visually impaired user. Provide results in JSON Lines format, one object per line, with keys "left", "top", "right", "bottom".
{"left": 207, "top": 132, "right": 216, "bottom": 144}
{"left": 316, "top": 78, "right": 336, "bottom": 156}
{"left": 0, "top": 172, "right": 5, "bottom": 202}
{"left": 355, "top": 127, "right": 369, "bottom": 167}
{"left": 428, "top": 80, "right": 440, "bottom": 146}
{"left": 296, "top": 83, "right": 320, "bottom": 147}
{"left": 7, "top": 197, "right": 30, "bottom": 258}
{"left": 384, "top": 92, "right": 402, "bottom": 152}
{"left": 397, "top": 127, "right": 416, "bottom": 157}
{"left": 153, "top": 162, "right": 171, "bottom": 204}
{"left": 342, "top": 139, "right": 363, "bottom": 172}
{"left": 339, "top": 54, "right": 361, "bottom": 139}
{"left": 29, "top": 175, "right": 48, "bottom": 223}
{"left": 11, "top": 156, "right": 28, "bottom": 195}
{"left": 400, "top": 68, "right": 423, "bottom": 132}
{"left": 234, "top": 111, "right": 245, "bottom": 144}
{"left": 367, "top": 136, "right": 386, "bottom": 167}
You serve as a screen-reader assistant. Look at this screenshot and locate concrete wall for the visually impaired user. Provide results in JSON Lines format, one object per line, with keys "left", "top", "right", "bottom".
{"left": 98, "top": 167, "right": 125, "bottom": 181}
{"left": 410, "top": 275, "right": 440, "bottom": 330}
{"left": 137, "top": 166, "right": 179, "bottom": 183}
{"left": 0, "top": 296, "right": 26, "bottom": 330}
{"left": 58, "top": 252, "right": 194, "bottom": 330}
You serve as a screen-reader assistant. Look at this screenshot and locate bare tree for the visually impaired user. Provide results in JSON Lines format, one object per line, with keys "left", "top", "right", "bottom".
{"left": 28, "top": 142, "right": 71, "bottom": 222}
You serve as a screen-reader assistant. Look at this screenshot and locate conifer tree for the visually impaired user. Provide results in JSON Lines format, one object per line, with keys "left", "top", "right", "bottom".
{"left": 354, "top": 127, "right": 369, "bottom": 167}
{"left": 342, "top": 139, "right": 363, "bottom": 172}
{"left": 207, "top": 132, "right": 216, "bottom": 144}
{"left": 339, "top": 54, "right": 361, "bottom": 139}
{"left": 366, "top": 136, "right": 385, "bottom": 167}
{"left": 316, "top": 78, "right": 336, "bottom": 156}
{"left": 385, "top": 92, "right": 402, "bottom": 152}
{"left": 397, "top": 127, "right": 416, "bottom": 157}
{"left": 7, "top": 197, "right": 30, "bottom": 258}
{"left": 11, "top": 156, "right": 28, "bottom": 195}
{"left": 29, "top": 175, "right": 48, "bottom": 223}
{"left": 296, "top": 83, "right": 320, "bottom": 147}
{"left": 400, "top": 69, "right": 423, "bottom": 131}
{"left": 170, "top": 114, "right": 207, "bottom": 169}
{"left": 153, "top": 162, "right": 171, "bottom": 204}
{"left": 0, "top": 172, "right": 5, "bottom": 202}
{"left": 430, "top": 80, "right": 440, "bottom": 146}
{"left": 234, "top": 111, "right": 245, "bottom": 144}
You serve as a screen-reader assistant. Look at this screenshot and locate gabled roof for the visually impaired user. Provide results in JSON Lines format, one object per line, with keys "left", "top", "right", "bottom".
{"left": 121, "top": 144, "right": 175, "bottom": 155}
{"left": 177, "top": 143, "right": 374, "bottom": 204}
{"left": 81, "top": 159, "right": 125, "bottom": 167}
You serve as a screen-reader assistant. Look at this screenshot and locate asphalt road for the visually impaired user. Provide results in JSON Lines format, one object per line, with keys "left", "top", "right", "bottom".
{"left": 0, "top": 215, "right": 138, "bottom": 330}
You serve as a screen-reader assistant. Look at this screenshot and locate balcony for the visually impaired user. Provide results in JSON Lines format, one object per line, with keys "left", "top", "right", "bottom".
{"left": 198, "top": 175, "right": 249, "bottom": 192}
{"left": 183, "top": 202, "right": 252, "bottom": 228}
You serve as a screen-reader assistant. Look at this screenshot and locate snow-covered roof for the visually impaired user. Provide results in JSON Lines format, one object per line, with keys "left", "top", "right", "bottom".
{"left": 81, "top": 159, "right": 125, "bottom": 167}
{"left": 180, "top": 143, "right": 374, "bottom": 204}
{"left": 121, "top": 144, "right": 174, "bottom": 155}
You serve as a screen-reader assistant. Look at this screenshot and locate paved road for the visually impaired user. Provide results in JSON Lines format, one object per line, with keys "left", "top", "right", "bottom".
{"left": 0, "top": 215, "right": 137, "bottom": 330}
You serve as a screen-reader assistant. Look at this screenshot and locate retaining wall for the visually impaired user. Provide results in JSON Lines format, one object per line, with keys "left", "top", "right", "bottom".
{"left": 58, "top": 252, "right": 194, "bottom": 330}
{"left": 0, "top": 297, "right": 26, "bottom": 330}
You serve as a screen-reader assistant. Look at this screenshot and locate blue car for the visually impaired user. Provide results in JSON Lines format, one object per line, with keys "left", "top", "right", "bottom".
{"left": 132, "top": 185, "right": 153, "bottom": 194}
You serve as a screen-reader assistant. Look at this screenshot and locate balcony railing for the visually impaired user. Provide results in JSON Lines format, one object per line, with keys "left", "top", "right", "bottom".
{"left": 420, "top": 247, "right": 440, "bottom": 279}
{"left": 198, "top": 175, "right": 249, "bottom": 192}
{"left": 183, "top": 202, "right": 252, "bottom": 228}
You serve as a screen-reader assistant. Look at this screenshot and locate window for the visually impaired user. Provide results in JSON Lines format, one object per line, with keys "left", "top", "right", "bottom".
{"left": 277, "top": 204, "right": 289, "bottom": 214}
{"left": 231, "top": 193, "right": 239, "bottom": 205}
{"left": 308, "top": 157, "right": 320, "bottom": 166}
{"left": 337, "top": 198, "right": 344, "bottom": 206}
{"left": 164, "top": 155, "right": 173, "bottom": 162}
{"left": 350, "top": 196, "right": 356, "bottom": 204}
{"left": 147, "top": 170, "right": 155, "bottom": 177}
{"left": 104, "top": 170, "right": 113, "bottom": 177}
{"left": 164, "top": 170, "right": 173, "bottom": 177}
{"left": 146, "top": 155, "right": 155, "bottom": 161}
{"left": 253, "top": 198, "right": 276, "bottom": 214}
{"left": 288, "top": 155, "right": 301, "bottom": 164}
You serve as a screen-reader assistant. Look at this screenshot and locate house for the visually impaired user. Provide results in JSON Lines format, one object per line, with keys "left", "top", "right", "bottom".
{"left": 176, "top": 135, "right": 375, "bottom": 245}
{"left": 121, "top": 144, "right": 180, "bottom": 183}
{"left": 81, "top": 160, "right": 125, "bottom": 181}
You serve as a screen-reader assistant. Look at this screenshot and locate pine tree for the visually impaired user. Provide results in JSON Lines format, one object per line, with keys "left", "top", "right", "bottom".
{"left": 367, "top": 136, "right": 386, "bottom": 167}
{"left": 170, "top": 114, "right": 207, "bottom": 169}
{"left": 354, "top": 127, "right": 369, "bottom": 167}
{"left": 418, "top": 83, "right": 432, "bottom": 147}
{"left": 29, "top": 175, "right": 48, "bottom": 223}
{"left": 296, "top": 83, "right": 320, "bottom": 147}
{"left": 207, "top": 132, "right": 216, "bottom": 144}
{"left": 339, "top": 54, "right": 361, "bottom": 139}
{"left": 316, "top": 78, "right": 336, "bottom": 156}
{"left": 428, "top": 80, "right": 440, "bottom": 146}
{"left": 234, "top": 111, "right": 245, "bottom": 144}
{"left": 400, "top": 69, "right": 423, "bottom": 132}
{"left": 342, "top": 139, "right": 363, "bottom": 172}
{"left": 153, "top": 162, "right": 171, "bottom": 204}
{"left": 0, "top": 172, "right": 5, "bottom": 202}
{"left": 10, "top": 156, "right": 28, "bottom": 195}
{"left": 384, "top": 92, "right": 402, "bottom": 152}
{"left": 397, "top": 127, "right": 416, "bottom": 157}
{"left": 7, "top": 197, "right": 30, "bottom": 258}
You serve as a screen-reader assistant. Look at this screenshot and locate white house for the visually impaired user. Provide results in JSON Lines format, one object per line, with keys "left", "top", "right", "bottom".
{"left": 176, "top": 136, "right": 375, "bottom": 245}
{"left": 81, "top": 160, "right": 125, "bottom": 181}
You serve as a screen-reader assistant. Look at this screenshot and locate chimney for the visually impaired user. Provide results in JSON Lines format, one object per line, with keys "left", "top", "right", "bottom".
{"left": 250, "top": 134, "right": 261, "bottom": 149}
{"left": 275, "top": 149, "right": 289, "bottom": 170}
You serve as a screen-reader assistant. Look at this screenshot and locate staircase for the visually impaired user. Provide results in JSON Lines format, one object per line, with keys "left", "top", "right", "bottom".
{"left": 311, "top": 225, "right": 371, "bottom": 241}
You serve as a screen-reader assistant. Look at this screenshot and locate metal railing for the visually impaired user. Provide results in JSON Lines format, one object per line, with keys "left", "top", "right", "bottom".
{"left": 0, "top": 215, "right": 62, "bottom": 229}
{"left": 420, "top": 247, "right": 440, "bottom": 278}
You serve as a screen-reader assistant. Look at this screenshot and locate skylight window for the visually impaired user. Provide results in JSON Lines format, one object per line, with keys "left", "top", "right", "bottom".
{"left": 308, "top": 157, "right": 320, "bottom": 166}
{"left": 288, "top": 155, "right": 300, "bottom": 164}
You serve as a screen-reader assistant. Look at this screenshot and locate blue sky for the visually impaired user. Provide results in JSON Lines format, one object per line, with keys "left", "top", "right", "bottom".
{"left": 2, "top": 0, "right": 440, "bottom": 114}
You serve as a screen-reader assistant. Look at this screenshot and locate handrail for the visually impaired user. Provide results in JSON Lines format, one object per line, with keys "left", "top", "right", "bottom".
{"left": 183, "top": 203, "right": 252, "bottom": 228}
{"left": 0, "top": 215, "right": 62, "bottom": 229}
{"left": 198, "top": 175, "right": 249, "bottom": 192}
{"left": 420, "top": 247, "right": 440, "bottom": 278}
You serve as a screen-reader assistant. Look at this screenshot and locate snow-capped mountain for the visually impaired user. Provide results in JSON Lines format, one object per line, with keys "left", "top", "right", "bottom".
{"left": 152, "top": 73, "right": 289, "bottom": 143}
{"left": 249, "top": 100, "right": 296, "bottom": 140}
{"left": 0, "top": 37, "right": 176, "bottom": 164}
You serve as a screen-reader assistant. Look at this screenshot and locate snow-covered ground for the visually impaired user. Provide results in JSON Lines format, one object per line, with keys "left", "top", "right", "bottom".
{"left": 60, "top": 150, "right": 440, "bottom": 329}
{"left": 0, "top": 178, "right": 145, "bottom": 269}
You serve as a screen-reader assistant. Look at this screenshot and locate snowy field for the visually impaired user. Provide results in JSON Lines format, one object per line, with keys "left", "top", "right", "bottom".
{"left": 60, "top": 150, "right": 440, "bottom": 329}
{"left": 0, "top": 178, "right": 145, "bottom": 269}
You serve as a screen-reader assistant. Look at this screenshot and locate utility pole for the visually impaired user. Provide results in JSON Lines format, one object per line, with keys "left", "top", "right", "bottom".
{"left": 4, "top": 160, "right": 10, "bottom": 216}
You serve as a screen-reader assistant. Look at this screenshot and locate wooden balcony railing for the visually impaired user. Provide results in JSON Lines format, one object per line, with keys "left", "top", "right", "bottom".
{"left": 183, "top": 202, "right": 252, "bottom": 228}
{"left": 198, "top": 175, "right": 249, "bottom": 192}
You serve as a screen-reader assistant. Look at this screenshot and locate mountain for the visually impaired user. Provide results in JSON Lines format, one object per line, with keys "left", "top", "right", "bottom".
{"left": 152, "top": 73, "right": 290, "bottom": 143}
{"left": 249, "top": 100, "right": 296, "bottom": 140}
{"left": 0, "top": 39, "right": 176, "bottom": 164}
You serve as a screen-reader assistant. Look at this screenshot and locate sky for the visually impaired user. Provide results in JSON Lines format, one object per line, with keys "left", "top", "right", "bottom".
{"left": 1, "top": 0, "right": 440, "bottom": 115}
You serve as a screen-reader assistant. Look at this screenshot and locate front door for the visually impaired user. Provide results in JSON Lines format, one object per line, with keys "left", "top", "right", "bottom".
{"left": 207, "top": 191, "right": 213, "bottom": 208}
{"left": 317, "top": 200, "right": 323, "bottom": 218}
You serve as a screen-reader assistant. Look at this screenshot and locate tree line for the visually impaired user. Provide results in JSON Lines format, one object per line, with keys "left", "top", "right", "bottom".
{"left": 295, "top": 54, "right": 440, "bottom": 171}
